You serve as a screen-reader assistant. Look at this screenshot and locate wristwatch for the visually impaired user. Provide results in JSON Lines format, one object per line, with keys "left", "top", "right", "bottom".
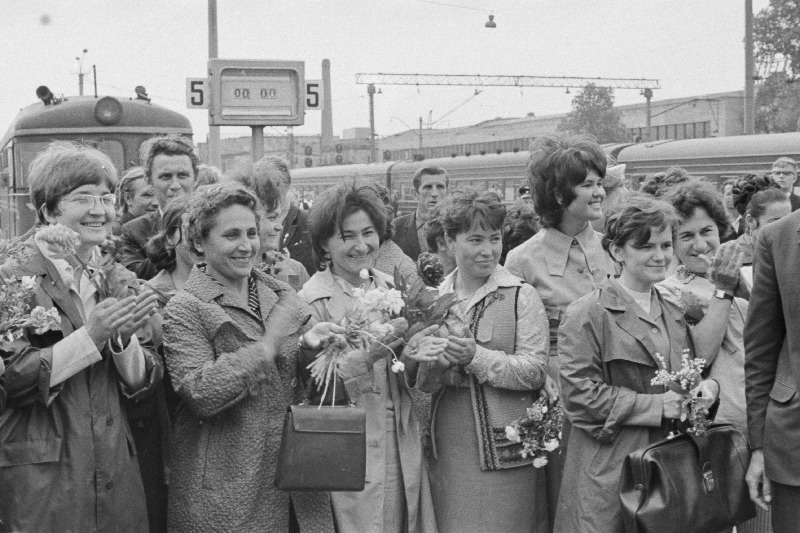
{"left": 713, "top": 289, "right": 734, "bottom": 301}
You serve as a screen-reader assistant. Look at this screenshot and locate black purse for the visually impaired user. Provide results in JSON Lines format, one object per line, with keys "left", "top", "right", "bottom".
{"left": 620, "top": 424, "right": 756, "bottom": 533}
{"left": 274, "top": 404, "right": 367, "bottom": 492}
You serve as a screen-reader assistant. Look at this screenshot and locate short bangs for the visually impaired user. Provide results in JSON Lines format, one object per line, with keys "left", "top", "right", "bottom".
{"left": 441, "top": 187, "right": 505, "bottom": 238}
{"left": 29, "top": 141, "right": 118, "bottom": 223}
{"left": 602, "top": 194, "right": 679, "bottom": 257}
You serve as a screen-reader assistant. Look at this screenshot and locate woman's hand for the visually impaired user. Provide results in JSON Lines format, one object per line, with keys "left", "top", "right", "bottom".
{"left": 402, "top": 325, "right": 448, "bottom": 362}
{"left": 443, "top": 328, "right": 477, "bottom": 366}
{"left": 117, "top": 291, "right": 159, "bottom": 346}
{"left": 86, "top": 296, "right": 137, "bottom": 349}
{"left": 662, "top": 390, "right": 684, "bottom": 419}
{"left": 301, "top": 321, "right": 347, "bottom": 350}
{"left": 709, "top": 241, "right": 744, "bottom": 293}
{"left": 542, "top": 374, "right": 559, "bottom": 404}
{"left": 692, "top": 379, "right": 720, "bottom": 402}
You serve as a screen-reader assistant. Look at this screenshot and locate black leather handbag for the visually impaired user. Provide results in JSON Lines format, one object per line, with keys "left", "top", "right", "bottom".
{"left": 620, "top": 424, "right": 756, "bottom": 533}
{"left": 274, "top": 404, "right": 367, "bottom": 492}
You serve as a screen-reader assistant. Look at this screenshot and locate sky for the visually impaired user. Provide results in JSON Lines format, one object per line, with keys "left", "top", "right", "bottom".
{"left": 1, "top": 0, "right": 771, "bottom": 144}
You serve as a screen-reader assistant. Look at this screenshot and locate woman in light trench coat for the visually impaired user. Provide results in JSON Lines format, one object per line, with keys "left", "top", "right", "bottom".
{"left": 299, "top": 182, "right": 437, "bottom": 533}
{"left": 555, "top": 195, "right": 721, "bottom": 532}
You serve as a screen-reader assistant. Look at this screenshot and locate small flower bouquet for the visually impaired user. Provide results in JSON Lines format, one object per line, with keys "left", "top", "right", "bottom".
{"left": 417, "top": 252, "right": 444, "bottom": 287}
{"left": 651, "top": 349, "right": 713, "bottom": 436}
{"left": 307, "top": 269, "right": 408, "bottom": 406}
{"left": 0, "top": 240, "right": 61, "bottom": 349}
{"left": 36, "top": 225, "right": 141, "bottom": 300}
{"left": 259, "top": 250, "right": 286, "bottom": 277}
{"left": 503, "top": 396, "right": 564, "bottom": 468}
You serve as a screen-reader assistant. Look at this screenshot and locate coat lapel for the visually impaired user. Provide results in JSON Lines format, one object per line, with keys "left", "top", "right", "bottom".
{"left": 602, "top": 281, "right": 660, "bottom": 367}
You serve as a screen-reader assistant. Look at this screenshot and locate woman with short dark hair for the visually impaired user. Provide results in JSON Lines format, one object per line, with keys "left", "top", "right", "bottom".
{"left": 163, "top": 182, "right": 335, "bottom": 531}
{"left": 407, "top": 187, "right": 552, "bottom": 532}
{"left": 505, "top": 135, "right": 616, "bottom": 526}
{"left": 556, "top": 195, "right": 719, "bottom": 532}
{"left": 299, "top": 182, "right": 437, "bottom": 533}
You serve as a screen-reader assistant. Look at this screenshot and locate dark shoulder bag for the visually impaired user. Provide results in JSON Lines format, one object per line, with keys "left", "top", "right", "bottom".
{"left": 620, "top": 423, "right": 756, "bottom": 533}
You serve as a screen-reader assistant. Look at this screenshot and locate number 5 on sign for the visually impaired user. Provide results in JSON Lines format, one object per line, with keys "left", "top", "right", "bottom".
{"left": 306, "top": 80, "right": 324, "bottom": 111}
{"left": 186, "top": 78, "right": 209, "bottom": 109}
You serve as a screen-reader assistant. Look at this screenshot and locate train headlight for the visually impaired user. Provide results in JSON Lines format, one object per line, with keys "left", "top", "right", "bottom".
{"left": 94, "top": 97, "right": 123, "bottom": 125}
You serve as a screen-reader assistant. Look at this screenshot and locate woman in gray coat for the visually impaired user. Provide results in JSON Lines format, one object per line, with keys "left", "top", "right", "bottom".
{"left": 554, "top": 195, "right": 720, "bottom": 532}
{"left": 163, "top": 183, "right": 336, "bottom": 532}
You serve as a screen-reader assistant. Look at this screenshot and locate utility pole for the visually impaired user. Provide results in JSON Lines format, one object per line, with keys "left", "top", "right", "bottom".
{"left": 419, "top": 117, "right": 423, "bottom": 150}
{"left": 643, "top": 88, "right": 653, "bottom": 141}
{"left": 321, "top": 59, "right": 333, "bottom": 163}
{"left": 76, "top": 49, "right": 88, "bottom": 96}
{"left": 92, "top": 65, "right": 97, "bottom": 98}
{"left": 744, "top": 0, "right": 755, "bottom": 134}
{"left": 251, "top": 126, "right": 264, "bottom": 162}
{"left": 207, "top": 0, "right": 222, "bottom": 167}
{"left": 368, "top": 84, "right": 377, "bottom": 163}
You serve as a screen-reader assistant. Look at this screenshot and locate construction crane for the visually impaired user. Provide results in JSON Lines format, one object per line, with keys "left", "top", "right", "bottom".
{"left": 356, "top": 73, "right": 662, "bottom": 161}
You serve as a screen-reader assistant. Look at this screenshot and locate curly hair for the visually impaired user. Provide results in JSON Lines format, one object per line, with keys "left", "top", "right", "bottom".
{"left": 307, "top": 181, "right": 387, "bottom": 270}
{"left": 146, "top": 196, "right": 189, "bottom": 272}
{"left": 731, "top": 173, "right": 783, "bottom": 218}
{"left": 662, "top": 180, "right": 728, "bottom": 232}
{"left": 639, "top": 166, "right": 692, "bottom": 197}
{"left": 227, "top": 161, "right": 285, "bottom": 213}
{"left": 369, "top": 182, "right": 395, "bottom": 241}
{"left": 184, "top": 182, "right": 261, "bottom": 257}
{"left": 527, "top": 134, "right": 606, "bottom": 229}
{"left": 602, "top": 193, "right": 680, "bottom": 260}
{"left": 424, "top": 204, "right": 446, "bottom": 252}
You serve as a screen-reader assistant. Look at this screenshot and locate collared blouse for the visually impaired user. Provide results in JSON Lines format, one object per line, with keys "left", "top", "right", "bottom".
{"left": 505, "top": 224, "right": 615, "bottom": 358}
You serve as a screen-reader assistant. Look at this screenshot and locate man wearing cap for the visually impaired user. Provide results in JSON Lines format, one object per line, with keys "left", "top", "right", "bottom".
{"left": 771, "top": 157, "right": 800, "bottom": 212}
{"left": 393, "top": 166, "right": 448, "bottom": 262}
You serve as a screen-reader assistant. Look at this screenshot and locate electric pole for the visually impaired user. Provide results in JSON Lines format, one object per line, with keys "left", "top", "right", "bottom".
{"left": 368, "top": 84, "right": 377, "bottom": 163}
{"left": 76, "top": 49, "right": 88, "bottom": 96}
{"left": 744, "top": 0, "right": 755, "bottom": 134}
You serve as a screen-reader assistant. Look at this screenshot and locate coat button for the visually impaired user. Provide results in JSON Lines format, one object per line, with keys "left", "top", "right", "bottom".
{"left": 634, "top": 483, "right": 644, "bottom": 491}
{"left": 652, "top": 328, "right": 658, "bottom": 334}
{"left": 577, "top": 267, "right": 585, "bottom": 274}
{"left": 106, "top": 417, "right": 114, "bottom": 426}
{"left": 106, "top": 481, "right": 114, "bottom": 490}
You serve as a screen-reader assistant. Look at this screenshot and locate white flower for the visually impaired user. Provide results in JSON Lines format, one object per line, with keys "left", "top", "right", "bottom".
{"left": 505, "top": 425, "right": 522, "bottom": 443}
{"left": 382, "top": 288, "right": 405, "bottom": 315}
{"left": 359, "top": 269, "right": 370, "bottom": 280}
{"left": 543, "top": 439, "right": 560, "bottom": 452}
{"left": 533, "top": 456, "right": 549, "bottom": 468}
{"left": 21, "top": 276, "right": 37, "bottom": 290}
{"left": 391, "top": 359, "right": 405, "bottom": 373}
{"left": 541, "top": 405, "right": 548, "bottom": 414}
{"left": 369, "top": 321, "right": 394, "bottom": 339}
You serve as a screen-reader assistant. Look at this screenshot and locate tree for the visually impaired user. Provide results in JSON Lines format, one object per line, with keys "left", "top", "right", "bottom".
{"left": 755, "top": 72, "right": 800, "bottom": 133}
{"left": 754, "top": 0, "right": 800, "bottom": 79}
{"left": 557, "top": 84, "right": 629, "bottom": 143}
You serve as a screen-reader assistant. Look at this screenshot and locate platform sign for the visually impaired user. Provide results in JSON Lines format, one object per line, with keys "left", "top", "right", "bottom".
{"left": 186, "top": 78, "right": 209, "bottom": 109}
{"left": 306, "top": 79, "right": 324, "bottom": 111}
{"left": 208, "top": 59, "right": 304, "bottom": 126}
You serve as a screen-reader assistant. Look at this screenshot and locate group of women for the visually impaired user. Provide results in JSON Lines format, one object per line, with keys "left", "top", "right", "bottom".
{"left": 0, "top": 135, "right": 789, "bottom": 532}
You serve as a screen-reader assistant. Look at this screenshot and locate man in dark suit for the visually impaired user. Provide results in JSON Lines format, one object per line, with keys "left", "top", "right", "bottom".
{"left": 392, "top": 166, "right": 448, "bottom": 262}
{"left": 771, "top": 157, "right": 800, "bottom": 212}
{"left": 744, "top": 208, "right": 800, "bottom": 532}
{"left": 119, "top": 135, "right": 199, "bottom": 280}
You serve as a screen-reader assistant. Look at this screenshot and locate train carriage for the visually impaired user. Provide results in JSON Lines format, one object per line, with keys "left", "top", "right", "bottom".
{"left": 0, "top": 93, "right": 192, "bottom": 238}
{"left": 291, "top": 133, "right": 800, "bottom": 213}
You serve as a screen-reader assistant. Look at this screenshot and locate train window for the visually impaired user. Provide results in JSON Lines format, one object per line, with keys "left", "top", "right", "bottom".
{"left": 16, "top": 141, "right": 53, "bottom": 188}
{"left": 96, "top": 140, "right": 125, "bottom": 176}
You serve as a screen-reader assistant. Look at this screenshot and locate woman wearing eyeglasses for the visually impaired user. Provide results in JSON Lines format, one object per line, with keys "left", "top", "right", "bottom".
{"left": 0, "top": 142, "right": 161, "bottom": 532}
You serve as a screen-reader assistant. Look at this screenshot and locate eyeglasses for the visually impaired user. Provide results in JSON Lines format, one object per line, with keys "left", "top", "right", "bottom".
{"left": 66, "top": 194, "right": 117, "bottom": 209}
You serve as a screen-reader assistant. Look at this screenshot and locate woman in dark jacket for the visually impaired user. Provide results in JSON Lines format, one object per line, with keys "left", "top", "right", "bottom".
{"left": 554, "top": 195, "right": 720, "bottom": 532}
{"left": 0, "top": 141, "right": 160, "bottom": 532}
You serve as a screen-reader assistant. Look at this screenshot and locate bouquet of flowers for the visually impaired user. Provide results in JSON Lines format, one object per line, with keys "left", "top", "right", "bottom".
{"left": 392, "top": 266, "right": 458, "bottom": 335}
{"left": 651, "top": 349, "right": 713, "bottom": 436}
{"left": 503, "top": 396, "right": 564, "bottom": 468}
{"left": 36, "top": 225, "right": 141, "bottom": 300}
{"left": 0, "top": 239, "right": 61, "bottom": 349}
{"left": 307, "top": 269, "right": 408, "bottom": 406}
{"left": 259, "top": 249, "right": 286, "bottom": 277}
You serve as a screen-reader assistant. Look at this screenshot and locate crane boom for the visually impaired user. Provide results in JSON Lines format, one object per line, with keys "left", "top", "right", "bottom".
{"left": 355, "top": 73, "right": 660, "bottom": 90}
